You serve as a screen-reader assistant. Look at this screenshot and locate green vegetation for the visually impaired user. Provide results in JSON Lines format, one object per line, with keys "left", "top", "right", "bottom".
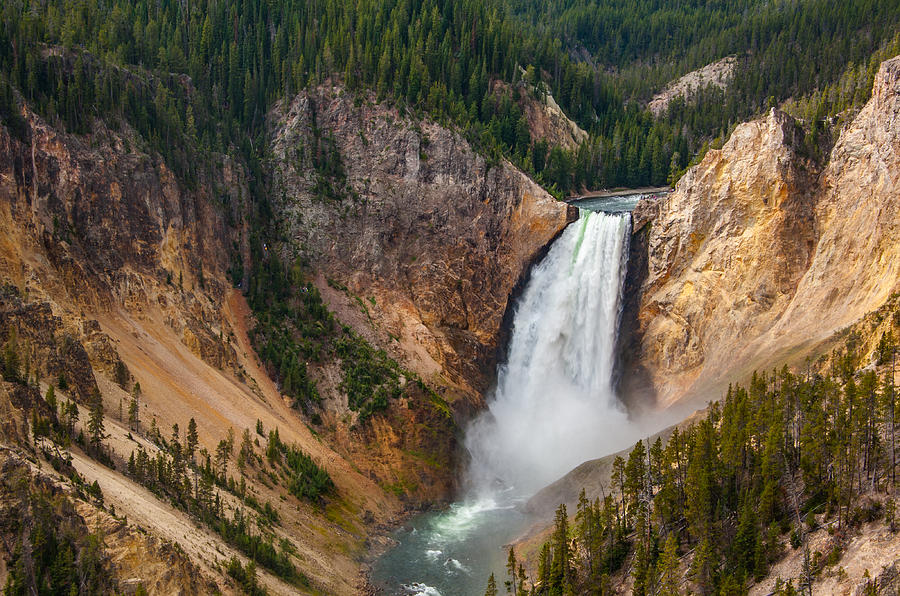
{"left": 248, "top": 256, "right": 325, "bottom": 410}
{"left": 506, "top": 330, "right": 900, "bottom": 595}
{"left": 511, "top": 0, "right": 900, "bottom": 138}
{"left": 265, "top": 428, "right": 333, "bottom": 503}
{"left": 248, "top": 253, "right": 425, "bottom": 423}
{"left": 7, "top": 291, "right": 388, "bottom": 547}
{"left": 125, "top": 419, "right": 320, "bottom": 587}
{"left": 335, "top": 331, "right": 402, "bottom": 420}
{"left": 0, "top": 0, "right": 897, "bottom": 195}
{"left": 2, "top": 327, "right": 22, "bottom": 383}
{"left": 782, "top": 33, "right": 900, "bottom": 160}
{"left": 6, "top": 0, "right": 892, "bottom": 203}
{"left": 0, "top": 0, "right": 610, "bottom": 194}
{"left": 226, "top": 556, "right": 268, "bottom": 596}
{"left": 2, "top": 464, "right": 111, "bottom": 596}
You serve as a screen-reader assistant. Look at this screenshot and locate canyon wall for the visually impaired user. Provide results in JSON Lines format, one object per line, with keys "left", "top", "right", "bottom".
{"left": 622, "top": 55, "right": 900, "bottom": 409}
{"left": 268, "top": 86, "right": 576, "bottom": 399}
{"left": 0, "top": 76, "right": 573, "bottom": 592}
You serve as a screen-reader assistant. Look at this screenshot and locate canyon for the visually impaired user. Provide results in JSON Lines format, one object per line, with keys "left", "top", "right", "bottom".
{"left": 622, "top": 55, "right": 900, "bottom": 412}
{"left": 508, "top": 54, "right": 900, "bottom": 594}
{"left": 0, "top": 72, "right": 574, "bottom": 593}
{"left": 0, "top": 25, "right": 899, "bottom": 593}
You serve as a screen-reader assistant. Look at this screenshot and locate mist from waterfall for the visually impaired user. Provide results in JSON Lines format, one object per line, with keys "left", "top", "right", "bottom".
{"left": 464, "top": 209, "right": 634, "bottom": 498}
{"left": 372, "top": 209, "right": 639, "bottom": 596}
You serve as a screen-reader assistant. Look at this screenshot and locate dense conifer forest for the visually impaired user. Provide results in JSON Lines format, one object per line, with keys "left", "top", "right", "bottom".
{"left": 507, "top": 324, "right": 900, "bottom": 595}
{"left": 2, "top": 0, "right": 899, "bottom": 195}
{"left": 4, "top": 1, "right": 900, "bottom": 593}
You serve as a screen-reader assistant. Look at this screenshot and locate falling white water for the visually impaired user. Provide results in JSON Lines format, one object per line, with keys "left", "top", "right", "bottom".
{"left": 372, "top": 209, "right": 640, "bottom": 595}
{"left": 465, "top": 209, "right": 634, "bottom": 497}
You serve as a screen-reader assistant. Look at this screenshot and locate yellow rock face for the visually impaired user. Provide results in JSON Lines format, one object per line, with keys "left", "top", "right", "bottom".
{"left": 626, "top": 56, "right": 900, "bottom": 409}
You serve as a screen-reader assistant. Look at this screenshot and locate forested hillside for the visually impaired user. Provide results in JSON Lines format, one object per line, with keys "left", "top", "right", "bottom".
{"left": 3, "top": 0, "right": 899, "bottom": 198}
{"left": 504, "top": 327, "right": 900, "bottom": 595}
{"left": 509, "top": 0, "right": 900, "bottom": 115}
{"left": 3, "top": 1, "right": 900, "bottom": 594}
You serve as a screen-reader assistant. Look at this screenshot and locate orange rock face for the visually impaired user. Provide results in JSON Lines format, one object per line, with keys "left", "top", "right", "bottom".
{"left": 268, "top": 86, "right": 575, "bottom": 397}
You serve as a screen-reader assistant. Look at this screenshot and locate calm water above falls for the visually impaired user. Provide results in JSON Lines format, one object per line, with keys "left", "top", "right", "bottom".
{"left": 568, "top": 192, "right": 646, "bottom": 213}
{"left": 372, "top": 209, "right": 638, "bottom": 595}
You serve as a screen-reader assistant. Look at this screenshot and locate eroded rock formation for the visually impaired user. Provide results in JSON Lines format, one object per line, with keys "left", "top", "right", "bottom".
{"left": 268, "top": 86, "right": 576, "bottom": 397}
{"left": 623, "top": 55, "right": 900, "bottom": 409}
{"left": 0, "top": 76, "right": 574, "bottom": 593}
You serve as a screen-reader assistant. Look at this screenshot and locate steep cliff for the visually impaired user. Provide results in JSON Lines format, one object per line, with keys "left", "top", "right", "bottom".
{"left": 268, "top": 86, "right": 575, "bottom": 397}
{"left": 622, "top": 54, "right": 900, "bottom": 408}
{"left": 261, "top": 87, "right": 574, "bottom": 513}
{"left": 0, "top": 102, "right": 243, "bottom": 375}
{"left": 490, "top": 80, "right": 590, "bottom": 152}
{"left": 647, "top": 56, "right": 738, "bottom": 117}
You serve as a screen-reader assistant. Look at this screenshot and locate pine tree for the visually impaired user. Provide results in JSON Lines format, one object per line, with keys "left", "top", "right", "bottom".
{"left": 114, "top": 360, "right": 129, "bottom": 388}
{"left": 517, "top": 563, "right": 528, "bottom": 596}
{"left": 45, "top": 385, "right": 57, "bottom": 417}
{"left": 216, "top": 438, "right": 230, "bottom": 480}
{"left": 611, "top": 455, "right": 626, "bottom": 525}
{"left": 87, "top": 393, "right": 106, "bottom": 455}
{"left": 506, "top": 547, "right": 518, "bottom": 595}
{"left": 733, "top": 500, "right": 759, "bottom": 578}
{"left": 658, "top": 533, "right": 681, "bottom": 595}
{"left": 239, "top": 428, "right": 253, "bottom": 469}
{"left": 65, "top": 401, "right": 79, "bottom": 438}
{"left": 574, "top": 489, "right": 600, "bottom": 585}
{"left": 186, "top": 418, "right": 199, "bottom": 465}
{"left": 128, "top": 383, "right": 140, "bottom": 432}
{"left": 549, "top": 504, "right": 571, "bottom": 593}
{"left": 689, "top": 538, "right": 714, "bottom": 596}
{"left": 484, "top": 572, "right": 498, "bottom": 596}
{"left": 537, "top": 542, "right": 551, "bottom": 591}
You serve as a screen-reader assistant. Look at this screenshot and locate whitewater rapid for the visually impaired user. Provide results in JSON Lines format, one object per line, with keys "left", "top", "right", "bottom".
{"left": 464, "top": 209, "right": 634, "bottom": 497}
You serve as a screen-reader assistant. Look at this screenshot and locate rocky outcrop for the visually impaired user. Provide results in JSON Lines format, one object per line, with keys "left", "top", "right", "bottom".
{"left": 0, "top": 101, "right": 384, "bottom": 593}
{"left": 0, "top": 105, "right": 244, "bottom": 379}
{"left": 0, "top": 60, "right": 577, "bottom": 595}
{"left": 491, "top": 80, "right": 590, "bottom": 152}
{"left": 0, "top": 108, "right": 239, "bottom": 300}
{"left": 761, "top": 56, "right": 900, "bottom": 348}
{"left": 269, "top": 86, "right": 575, "bottom": 396}
{"left": 0, "top": 285, "right": 100, "bottom": 401}
{"left": 0, "top": 451, "right": 221, "bottom": 595}
{"left": 648, "top": 56, "right": 738, "bottom": 117}
{"left": 622, "top": 55, "right": 900, "bottom": 408}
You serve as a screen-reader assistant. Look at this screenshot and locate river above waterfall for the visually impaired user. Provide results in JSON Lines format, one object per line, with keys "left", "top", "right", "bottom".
{"left": 372, "top": 208, "right": 639, "bottom": 595}
{"left": 569, "top": 189, "right": 668, "bottom": 213}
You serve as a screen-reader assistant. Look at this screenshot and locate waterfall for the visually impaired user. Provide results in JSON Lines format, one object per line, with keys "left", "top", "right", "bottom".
{"left": 372, "top": 209, "right": 639, "bottom": 596}
{"left": 464, "top": 209, "right": 634, "bottom": 497}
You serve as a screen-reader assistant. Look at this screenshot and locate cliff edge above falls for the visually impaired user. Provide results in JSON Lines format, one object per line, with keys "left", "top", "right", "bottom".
{"left": 622, "top": 54, "right": 900, "bottom": 409}
{"left": 268, "top": 86, "right": 576, "bottom": 400}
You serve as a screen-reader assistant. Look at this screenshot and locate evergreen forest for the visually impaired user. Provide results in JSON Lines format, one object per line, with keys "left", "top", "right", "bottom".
{"left": 1, "top": 0, "right": 899, "bottom": 196}
{"left": 505, "top": 327, "right": 900, "bottom": 595}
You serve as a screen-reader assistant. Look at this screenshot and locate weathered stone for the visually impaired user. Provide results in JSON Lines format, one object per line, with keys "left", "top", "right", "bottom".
{"left": 268, "top": 86, "right": 574, "bottom": 396}
{"left": 622, "top": 56, "right": 900, "bottom": 409}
